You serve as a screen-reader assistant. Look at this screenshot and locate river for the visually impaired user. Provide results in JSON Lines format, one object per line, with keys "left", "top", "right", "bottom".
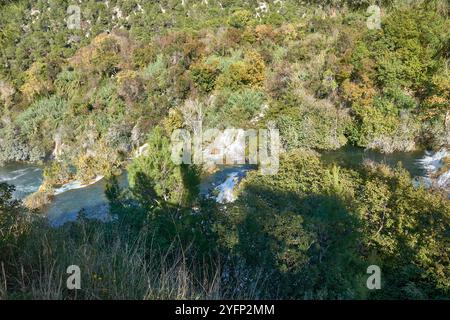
{"left": 0, "top": 163, "right": 127, "bottom": 226}
{"left": 0, "top": 148, "right": 444, "bottom": 226}
{"left": 321, "top": 146, "right": 427, "bottom": 177}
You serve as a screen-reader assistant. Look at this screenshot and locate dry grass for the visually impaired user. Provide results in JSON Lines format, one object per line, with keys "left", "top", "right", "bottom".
{"left": 0, "top": 220, "right": 265, "bottom": 300}
{"left": 23, "top": 191, "right": 54, "bottom": 211}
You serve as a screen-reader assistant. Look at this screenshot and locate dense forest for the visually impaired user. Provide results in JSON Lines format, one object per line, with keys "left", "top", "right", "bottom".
{"left": 0, "top": 0, "right": 449, "bottom": 299}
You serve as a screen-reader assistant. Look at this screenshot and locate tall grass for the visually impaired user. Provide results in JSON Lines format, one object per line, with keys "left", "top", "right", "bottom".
{"left": 0, "top": 219, "right": 266, "bottom": 300}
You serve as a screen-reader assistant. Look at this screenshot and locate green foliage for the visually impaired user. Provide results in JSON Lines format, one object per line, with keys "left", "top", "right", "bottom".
{"left": 0, "top": 0, "right": 449, "bottom": 301}
{"left": 42, "top": 161, "right": 74, "bottom": 189}
{"left": 269, "top": 95, "right": 349, "bottom": 151}
{"left": 372, "top": 7, "right": 447, "bottom": 90}
{"left": 190, "top": 59, "right": 221, "bottom": 93}
{"left": 15, "top": 96, "right": 68, "bottom": 153}
{"left": 336, "top": 4, "right": 449, "bottom": 150}
{"left": 54, "top": 70, "right": 83, "bottom": 99}
{"left": 355, "top": 163, "right": 450, "bottom": 298}
{"left": 20, "top": 59, "right": 60, "bottom": 101}
{"left": 92, "top": 38, "right": 121, "bottom": 76}
{"left": 206, "top": 88, "right": 266, "bottom": 128}
{"left": 212, "top": 150, "right": 449, "bottom": 298}
{"left": 88, "top": 82, "right": 127, "bottom": 134}
{"left": 228, "top": 9, "right": 254, "bottom": 29}
{"left": 0, "top": 183, "right": 31, "bottom": 263}
{"left": 213, "top": 150, "right": 363, "bottom": 298}
{"left": 128, "top": 126, "right": 199, "bottom": 206}
{"left": 215, "top": 51, "right": 266, "bottom": 90}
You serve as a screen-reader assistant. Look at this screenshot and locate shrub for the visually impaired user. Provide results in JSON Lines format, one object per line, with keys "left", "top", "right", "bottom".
{"left": 128, "top": 126, "right": 200, "bottom": 206}
{"left": 15, "top": 96, "right": 69, "bottom": 154}
{"left": 162, "top": 108, "right": 184, "bottom": 134}
{"left": 92, "top": 36, "right": 121, "bottom": 76}
{"left": 215, "top": 51, "right": 266, "bottom": 90}
{"left": 142, "top": 54, "right": 170, "bottom": 92}
{"left": 116, "top": 70, "right": 145, "bottom": 105}
{"left": 132, "top": 44, "right": 158, "bottom": 69}
{"left": 206, "top": 88, "right": 266, "bottom": 128}
{"left": 0, "top": 183, "right": 31, "bottom": 262}
{"left": 23, "top": 190, "right": 54, "bottom": 210}
{"left": 20, "top": 61, "right": 56, "bottom": 101}
{"left": 70, "top": 32, "right": 133, "bottom": 77}
{"left": 228, "top": 10, "right": 254, "bottom": 29}
{"left": 190, "top": 59, "right": 221, "bottom": 93}
{"left": 54, "top": 70, "right": 83, "bottom": 99}
{"left": 0, "top": 125, "right": 46, "bottom": 164}
{"left": 269, "top": 94, "right": 349, "bottom": 151}
{"left": 42, "top": 161, "right": 74, "bottom": 189}
{"left": 74, "top": 141, "right": 123, "bottom": 184}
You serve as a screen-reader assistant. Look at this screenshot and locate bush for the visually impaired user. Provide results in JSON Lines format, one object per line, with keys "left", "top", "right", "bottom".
{"left": 54, "top": 70, "right": 83, "bottom": 99}
{"left": 15, "top": 96, "right": 69, "bottom": 155}
{"left": 190, "top": 59, "right": 221, "bottom": 93}
{"left": 42, "top": 161, "right": 74, "bottom": 189}
{"left": 228, "top": 10, "right": 254, "bottom": 29}
{"left": 215, "top": 51, "right": 266, "bottom": 90}
{"left": 269, "top": 94, "right": 349, "bottom": 151}
{"left": 206, "top": 88, "right": 266, "bottom": 128}
{"left": 20, "top": 60, "right": 57, "bottom": 101}
{"left": 0, "top": 183, "right": 30, "bottom": 249}
{"left": 23, "top": 190, "right": 54, "bottom": 210}
{"left": 128, "top": 126, "right": 200, "bottom": 206}
{"left": 70, "top": 32, "right": 133, "bottom": 77}
{"left": 116, "top": 70, "right": 145, "bottom": 105}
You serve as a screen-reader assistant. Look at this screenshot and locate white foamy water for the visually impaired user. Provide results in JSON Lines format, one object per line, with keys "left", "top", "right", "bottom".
{"left": 0, "top": 164, "right": 43, "bottom": 199}
{"left": 417, "top": 148, "right": 449, "bottom": 196}
{"left": 53, "top": 176, "right": 104, "bottom": 195}
{"left": 0, "top": 163, "right": 125, "bottom": 226}
{"left": 0, "top": 169, "right": 28, "bottom": 181}
{"left": 215, "top": 172, "right": 242, "bottom": 204}
{"left": 47, "top": 173, "right": 128, "bottom": 227}
{"left": 199, "top": 129, "right": 252, "bottom": 203}
{"left": 437, "top": 170, "right": 450, "bottom": 188}
{"left": 418, "top": 149, "right": 448, "bottom": 174}
{"left": 199, "top": 166, "right": 250, "bottom": 204}
{"left": 0, "top": 168, "right": 37, "bottom": 182}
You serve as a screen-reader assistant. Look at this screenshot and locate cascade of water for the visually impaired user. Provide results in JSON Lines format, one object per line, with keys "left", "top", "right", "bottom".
{"left": 417, "top": 148, "right": 449, "bottom": 196}
{"left": 53, "top": 176, "right": 104, "bottom": 195}
{"left": 215, "top": 172, "right": 241, "bottom": 204}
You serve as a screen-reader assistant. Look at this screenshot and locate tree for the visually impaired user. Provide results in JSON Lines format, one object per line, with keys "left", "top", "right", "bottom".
{"left": 0, "top": 183, "right": 30, "bottom": 262}
{"left": 212, "top": 150, "right": 363, "bottom": 298}
{"left": 355, "top": 162, "right": 450, "bottom": 299}
{"left": 128, "top": 126, "right": 200, "bottom": 206}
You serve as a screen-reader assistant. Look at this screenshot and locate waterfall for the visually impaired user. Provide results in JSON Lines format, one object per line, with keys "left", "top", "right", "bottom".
{"left": 53, "top": 175, "right": 104, "bottom": 195}
{"left": 417, "top": 148, "right": 449, "bottom": 196}
{"left": 215, "top": 172, "right": 242, "bottom": 204}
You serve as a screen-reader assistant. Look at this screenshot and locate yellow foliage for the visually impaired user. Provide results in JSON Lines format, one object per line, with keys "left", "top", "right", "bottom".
{"left": 276, "top": 23, "right": 299, "bottom": 42}
{"left": 69, "top": 32, "right": 134, "bottom": 75}
{"left": 20, "top": 61, "right": 53, "bottom": 101}
{"left": 23, "top": 191, "right": 54, "bottom": 210}
{"left": 254, "top": 24, "right": 275, "bottom": 42}
{"left": 341, "top": 79, "right": 376, "bottom": 107}
{"left": 216, "top": 50, "right": 266, "bottom": 90}
{"left": 163, "top": 108, "right": 184, "bottom": 135}
{"left": 75, "top": 142, "right": 122, "bottom": 183}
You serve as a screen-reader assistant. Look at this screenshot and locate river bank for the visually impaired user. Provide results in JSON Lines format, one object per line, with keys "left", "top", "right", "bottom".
{"left": 1, "top": 147, "right": 448, "bottom": 226}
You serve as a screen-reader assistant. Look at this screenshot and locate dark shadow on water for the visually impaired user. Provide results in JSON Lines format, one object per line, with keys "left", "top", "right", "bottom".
{"left": 321, "top": 146, "right": 425, "bottom": 177}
